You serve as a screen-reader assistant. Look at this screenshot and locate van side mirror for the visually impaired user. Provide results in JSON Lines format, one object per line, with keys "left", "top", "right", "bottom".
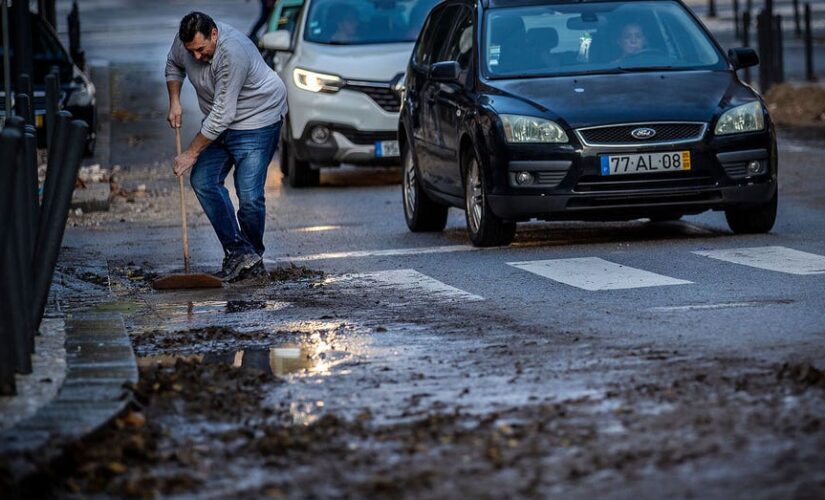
{"left": 430, "top": 61, "right": 460, "bottom": 82}
{"left": 259, "top": 30, "right": 292, "bottom": 51}
{"left": 728, "top": 48, "right": 759, "bottom": 70}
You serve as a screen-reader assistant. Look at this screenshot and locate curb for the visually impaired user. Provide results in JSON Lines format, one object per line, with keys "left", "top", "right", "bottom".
{"left": 0, "top": 311, "right": 137, "bottom": 479}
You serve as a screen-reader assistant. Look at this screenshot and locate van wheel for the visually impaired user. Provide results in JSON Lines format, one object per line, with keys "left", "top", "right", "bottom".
{"left": 725, "top": 190, "right": 778, "bottom": 234}
{"left": 464, "top": 154, "right": 515, "bottom": 247}
{"left": 402, "top": 145, "right": 448, "bottom": 232}
{"left": 286, "top": 145, "right": 319, "bottom": 188}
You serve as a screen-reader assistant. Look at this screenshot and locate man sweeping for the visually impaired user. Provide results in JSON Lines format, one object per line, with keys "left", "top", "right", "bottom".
{"left": 166, "top": 11, "right": 287, "bottom": 282}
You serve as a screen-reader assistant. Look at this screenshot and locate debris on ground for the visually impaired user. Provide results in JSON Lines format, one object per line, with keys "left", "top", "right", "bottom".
{"left": 765, "top": 83, "right": 825, "bottom": 127}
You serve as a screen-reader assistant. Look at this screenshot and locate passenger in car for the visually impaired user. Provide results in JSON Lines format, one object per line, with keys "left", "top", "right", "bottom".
{"left": 328, "top": 4, "right": 360, "bottom": 43}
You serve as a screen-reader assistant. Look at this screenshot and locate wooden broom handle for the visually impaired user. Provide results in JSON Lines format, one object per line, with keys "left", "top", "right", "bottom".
{"left": 176, "top": 128, "right": 191, "bottom": 274}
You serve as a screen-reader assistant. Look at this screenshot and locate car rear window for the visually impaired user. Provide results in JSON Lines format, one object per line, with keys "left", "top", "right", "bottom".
{"left": 483, "top": 0, "right": 725, "bottom": 78}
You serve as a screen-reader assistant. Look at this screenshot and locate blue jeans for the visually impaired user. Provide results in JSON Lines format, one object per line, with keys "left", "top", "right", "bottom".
{"left": 190, "top": 121, "right": 281, "bottom": 257}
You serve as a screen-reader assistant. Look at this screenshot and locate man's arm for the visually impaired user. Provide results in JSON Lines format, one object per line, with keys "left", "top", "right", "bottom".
{"left": 166, "top": 80, "right": 183, "bottom": 129}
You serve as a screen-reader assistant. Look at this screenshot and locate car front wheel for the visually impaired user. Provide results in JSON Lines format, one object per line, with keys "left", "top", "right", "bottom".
{"left": 402, "top": 145, "right": 448, "bottom": 232}
{"left": 725, "top": 190, "right": 778, "bottom": 234}
{"left": 464, "top": 154, "right": 515, "bottom": 247}
{"left": 285, "top": 142, "right": 319, "bottom": 188}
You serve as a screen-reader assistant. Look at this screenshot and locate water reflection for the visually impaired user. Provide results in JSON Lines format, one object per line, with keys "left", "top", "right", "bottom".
{"left": 138, "top": 341, "right": 340, "bottom": 377}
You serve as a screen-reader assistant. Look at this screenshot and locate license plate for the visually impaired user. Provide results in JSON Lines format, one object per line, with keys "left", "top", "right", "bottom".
{"left": 36, "top": 115, "right": 44, "bottom": 128}
{"left": 600, "top": 151, "right": 691, "bottom": 175}
{"left": 375, "top": 140, "right": 399, "bottom": 158}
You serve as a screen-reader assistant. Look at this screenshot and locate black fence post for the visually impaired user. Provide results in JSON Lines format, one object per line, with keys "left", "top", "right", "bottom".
{"left": 10, "top": 0, "right": 33, "bottom": 86}
{"left": 708, "top": 0, "right": 717, "bottom": 18}
{"left": 734, "top": 0, "right": 741, "bottom": 39}
{"left": 793, "top": 0, "right": 802, "bottom": 37}
{"left": 757, "top": 10, "right": 774, "bottom": 91}
{"left": 0, "top": 127, "right": 22, "bottom": 395}
{"left": 743, "top": 11, "right": 752, "bottom": 84}
{"left": 774, "top": 14, "right": 785, "bottom": 85}
{"left": 15, "top": 94, "right": 32, "bottom": 126}
{"left": 45, "top": 73, "right": 60, "bottom": 150}
{"left": 37, "top": 111, "right": 72, "bottom": 263}
{"left": 67, "top": 0, "right": 84, "bottom": 71}
{"left": 32, "top": 120, "right": 89, "bottom": 330}
{"left": 805, "top": 3, "right": 815, "bottom": 81}
{"left": 3, "top": 117, "right": 34, "bottom": 374}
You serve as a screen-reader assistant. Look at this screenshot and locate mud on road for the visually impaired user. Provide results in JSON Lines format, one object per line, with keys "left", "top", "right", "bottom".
{"left": 11, "top": 263, "right": 825, "bottom": 499}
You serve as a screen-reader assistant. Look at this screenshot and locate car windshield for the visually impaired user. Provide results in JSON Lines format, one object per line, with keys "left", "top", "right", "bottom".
{"left": 304, "top": 0, "right": 440, "bottom": 45}
{"left": 483, "top": 0, "right": 725, "bottom": 78}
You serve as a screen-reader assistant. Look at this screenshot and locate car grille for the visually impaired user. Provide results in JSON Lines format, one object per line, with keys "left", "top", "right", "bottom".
{"left": 344, "top": 81, "right": 400, "bottom": 113}
{"left": 574, "top": 172, "right": 717, "bottom": 193}
{"left": 567, "top": 190, "right": 722, "bottom": 208}
{"left": 576, "top": 123, "right": 706, "bottom": 146}
{"left": 335, "top": 128, "right": 397, "bottom": 145}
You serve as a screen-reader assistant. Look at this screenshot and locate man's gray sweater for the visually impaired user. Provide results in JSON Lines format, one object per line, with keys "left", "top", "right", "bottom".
{"left": 165, "top": 21, "right": 287, "bottom": 141}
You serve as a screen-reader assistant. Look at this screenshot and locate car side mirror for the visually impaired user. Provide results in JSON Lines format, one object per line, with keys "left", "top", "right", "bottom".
{"left": 259, "top": 30, "right": 292, "bottom": 51}
{"left": 430, "top": 61, "right": 460, "bottom": 82}
{"left": 728, "top": 48, "right": 759, "bottom": 70}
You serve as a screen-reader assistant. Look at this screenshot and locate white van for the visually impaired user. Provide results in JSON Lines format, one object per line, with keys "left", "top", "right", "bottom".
{"left": 260, "top": 0, "right": 438, "bottom": 187}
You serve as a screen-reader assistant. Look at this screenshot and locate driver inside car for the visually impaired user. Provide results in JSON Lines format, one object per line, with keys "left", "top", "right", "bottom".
{"left": 616, "top": 22, "right": 648, "bottom": 59}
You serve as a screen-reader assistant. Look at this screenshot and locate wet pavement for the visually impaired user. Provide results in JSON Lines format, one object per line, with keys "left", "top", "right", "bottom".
{"left": 3, "top": 0, "right": 824, "bottom": 497}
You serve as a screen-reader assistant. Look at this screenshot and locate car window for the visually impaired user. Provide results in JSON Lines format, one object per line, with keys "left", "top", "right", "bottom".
{"left": 304, "top": 0, "right": 440, "bottom": 45}
{"left": 483, "top": 0, "right": 725, "bottom": 78}
{"left": 419, "top": 5, "right": 459, "bottom": 67}
{"left": 271, "top": 5, "right": 303, "bottom": 35}
{"left": 441, "top": 6, "right": 473, "bottom": 70}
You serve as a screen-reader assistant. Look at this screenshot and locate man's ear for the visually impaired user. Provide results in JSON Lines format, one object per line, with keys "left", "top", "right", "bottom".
{"left": 211, "top": 27, "right": 218, "bottom": 41}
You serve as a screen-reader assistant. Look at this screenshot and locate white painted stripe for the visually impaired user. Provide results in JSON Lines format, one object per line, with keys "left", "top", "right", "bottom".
{"left": 649, "top": 299, "right": 792, "bottom": 312}
{"left": 265, "top": 245, "right": 478, "bottom": 263}
{"left": 508, "top": 257, "right": 692, "bottom": 291}
{"left": 327, "top": 269, "right": 484, "bottom": 302}
{"left": 693, "top": 246, "right": 825, "bottom": 275}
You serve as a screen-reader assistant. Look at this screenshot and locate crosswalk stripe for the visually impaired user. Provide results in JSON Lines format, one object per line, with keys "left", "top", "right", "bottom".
{"left": 508, "top": 257, "right": 692, "bottom": 291}
{"left": 693, "top": 246, "right": 825, "bottom": 275}
{"left": 264, "top": 245, "right": 478, "bottom": 263}
{"left": 326, "top": 269, "right": 484, "bottom": 302}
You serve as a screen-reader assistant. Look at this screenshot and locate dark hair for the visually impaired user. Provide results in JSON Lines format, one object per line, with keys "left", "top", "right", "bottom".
{"left": 179, "top": 11, "right": 216, "bottom": 43}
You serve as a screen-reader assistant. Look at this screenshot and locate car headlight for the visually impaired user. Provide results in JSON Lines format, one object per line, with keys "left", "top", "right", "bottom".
{"left": 715, "top": 101, "right": 765, "bottom": 135}
{"left": 67, "top": 66, "right": 95, "bottom": 107}
{"left": 500, "top": 114, "right": 568, "bottom": 143}
{"left": 293, "top": 68, "right": 344, "bottom": 93}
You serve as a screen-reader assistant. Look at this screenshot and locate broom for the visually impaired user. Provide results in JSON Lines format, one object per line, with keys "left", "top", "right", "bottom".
{"left": 153, "top": 128, "right": 223, "bottom": 290}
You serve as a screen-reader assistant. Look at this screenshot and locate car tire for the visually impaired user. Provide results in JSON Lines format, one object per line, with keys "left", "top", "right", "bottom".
{"left": 464, "top": 153, "right": 515, "bottom": 247}
{"left": 402, "top": 145, "right": 448, "bottom": 232}
{"left": 286, "top": 143, "right": 319, "bottom": 188}
{"left": 278, "top": 134, "right": 289, "bottom": 176}
{"left": 725, "top": 190, "right": 778, "bottom": 234}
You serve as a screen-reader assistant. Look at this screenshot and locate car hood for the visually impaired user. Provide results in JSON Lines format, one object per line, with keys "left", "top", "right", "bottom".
{"left": 487, "top": 71, "right": 734, "bottom": 128}
{"left": 296, "top": 42, "right": 413, "bottom": 82}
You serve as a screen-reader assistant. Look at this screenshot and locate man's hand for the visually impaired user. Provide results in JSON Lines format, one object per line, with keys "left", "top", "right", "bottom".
{"left": 173, "top": 150, "right": 197, "bottom": 177}
{"left": 168, "top": 102, "right": 183, "bottom": 129}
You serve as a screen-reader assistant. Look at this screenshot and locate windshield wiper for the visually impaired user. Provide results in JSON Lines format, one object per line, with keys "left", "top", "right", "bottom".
{"left": 617, "top": 65, "right": 675, "bottom": 72}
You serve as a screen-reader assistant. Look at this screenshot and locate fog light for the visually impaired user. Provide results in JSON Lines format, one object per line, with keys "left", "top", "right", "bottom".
{"left": 515, "top": 171, "right": 534, "bottom": 185}
{"left": 310, "top": 125, "right": 330, "bottom": 144}
{"left": 747, "top": 160, "right": 763, "bottom": 175}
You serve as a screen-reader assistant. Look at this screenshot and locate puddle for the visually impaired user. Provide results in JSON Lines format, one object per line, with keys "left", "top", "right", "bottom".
{"left": 157, "top": 300, "right": 291, "bottom": 315}
{"left": 138, "top": 341, "right": 349, "bottom": 377}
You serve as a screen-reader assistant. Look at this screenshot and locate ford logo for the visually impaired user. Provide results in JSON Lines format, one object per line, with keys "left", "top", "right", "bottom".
{"left": 631, "top": 127, "right": 657, "bottom": 140}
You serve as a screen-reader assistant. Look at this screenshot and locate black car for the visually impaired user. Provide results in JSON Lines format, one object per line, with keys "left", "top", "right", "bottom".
{"left": 1, "top": 12, "right": 97, "bottom": 154}
{"left": 399, "top": 0, "right": 776, "bottom": 246}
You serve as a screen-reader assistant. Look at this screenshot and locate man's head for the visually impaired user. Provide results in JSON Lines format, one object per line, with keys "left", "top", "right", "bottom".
{"left": 179, "top": 12, "right": 219, "bottom": 63}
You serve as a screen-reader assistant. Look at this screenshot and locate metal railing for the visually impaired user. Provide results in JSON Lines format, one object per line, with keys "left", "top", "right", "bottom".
{"left": 0, "top": 73, "right": 88, "bottom": 395}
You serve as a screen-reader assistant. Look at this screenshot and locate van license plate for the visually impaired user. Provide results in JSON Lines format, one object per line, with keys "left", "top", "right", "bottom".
{"left": 601, "top": 151, "right": 691, "bottom": 175}
{"left": 375, "top": 140, "right": 399, "bottom": 158}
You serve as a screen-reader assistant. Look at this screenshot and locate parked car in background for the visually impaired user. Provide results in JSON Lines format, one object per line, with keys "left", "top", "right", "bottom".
{"left": 400, "top": 0, "right": 776, "bottom": 247}
{"left": 259, "top": 0, "right": 305, "bottom": 71}
{"left": 0, "top": 12, "right": 98, "bottom": 155}
{"left": 260, "top": 0, "right": 439, "bottom": 187}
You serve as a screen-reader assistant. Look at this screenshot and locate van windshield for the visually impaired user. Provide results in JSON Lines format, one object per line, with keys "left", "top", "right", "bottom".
{"left": 304, "top": 0, "right": 439, "bottom": 45}
{"left": 483, "top": 0, "right": 726, "bottom": 78}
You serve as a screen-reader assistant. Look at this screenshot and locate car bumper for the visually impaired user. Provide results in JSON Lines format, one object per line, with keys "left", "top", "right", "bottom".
{"left": 484, "top": 128, "right": 777, "bottom": 221}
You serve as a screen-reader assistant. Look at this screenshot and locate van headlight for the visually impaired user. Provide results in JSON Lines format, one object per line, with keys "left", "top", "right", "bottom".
{"left": 293, "top": 68, "right": 344, "bottom": 93}
{"left": 501, "top": 114, "right": 568, "bottom": 143}
{"left": 715, "top": 101, "right": 765, "bottom": 135}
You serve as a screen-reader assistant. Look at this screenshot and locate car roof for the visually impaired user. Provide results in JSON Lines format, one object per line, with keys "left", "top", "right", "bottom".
{"left": 482, "top": 0, "right": 684, "bottom": 9}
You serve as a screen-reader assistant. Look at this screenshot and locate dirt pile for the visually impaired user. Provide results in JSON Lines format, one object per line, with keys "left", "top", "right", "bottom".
{"left": 765, "top": 83, "right": 825, "bottom": 127}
